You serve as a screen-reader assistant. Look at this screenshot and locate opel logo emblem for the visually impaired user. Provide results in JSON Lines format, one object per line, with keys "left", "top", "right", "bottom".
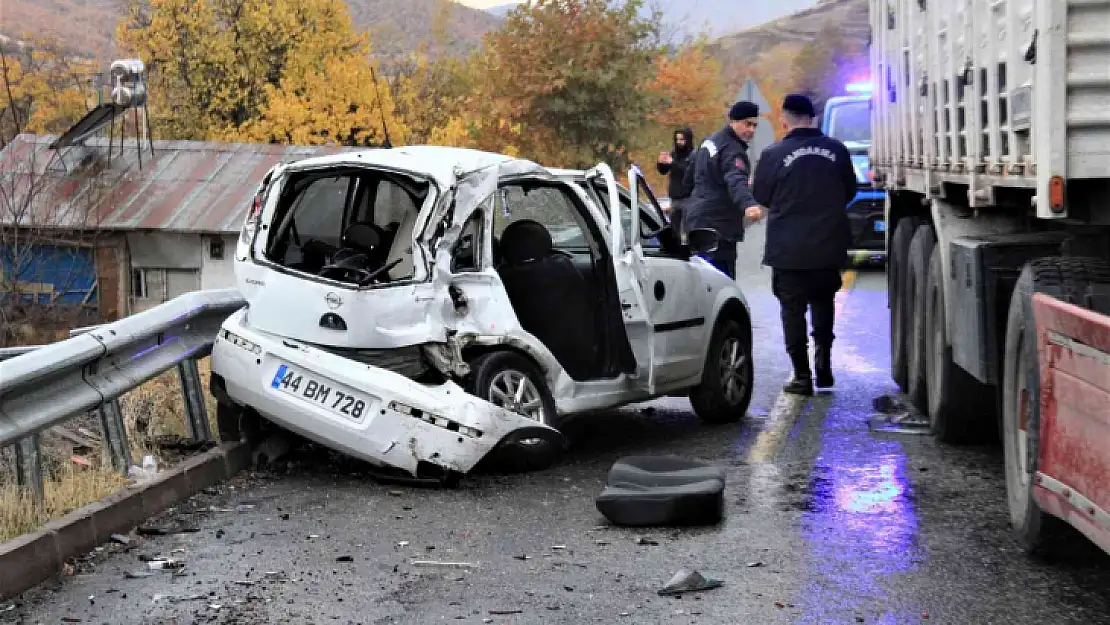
{"left": 325, "top": 292, "right": 342, "bottom": 309}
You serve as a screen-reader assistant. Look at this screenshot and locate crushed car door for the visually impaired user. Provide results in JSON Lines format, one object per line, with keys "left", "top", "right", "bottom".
{"left": 626, "top": 166, "right": 712, "bottom": 384}
{"left": 584, "top": 163, "right": 661, "bottom": 390}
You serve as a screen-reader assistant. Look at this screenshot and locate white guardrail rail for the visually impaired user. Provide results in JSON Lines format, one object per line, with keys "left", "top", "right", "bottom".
{"left": 0, "top": 289, "right": 246, "bottom": 504}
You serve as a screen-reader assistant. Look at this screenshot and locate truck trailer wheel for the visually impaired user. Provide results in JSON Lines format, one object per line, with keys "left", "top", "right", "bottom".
{"left": 905, "top": 224, "right": 936, "bottom": 410}
{"left": 888, "top": 216, "right": 923, "bottom": 391}
{"left": 924, "top": 246, "right": 997, "bottom": 443}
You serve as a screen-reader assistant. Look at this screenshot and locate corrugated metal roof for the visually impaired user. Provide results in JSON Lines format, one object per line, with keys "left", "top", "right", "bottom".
{"left": 0, "top": 134, "right": 364, "bottom": 234}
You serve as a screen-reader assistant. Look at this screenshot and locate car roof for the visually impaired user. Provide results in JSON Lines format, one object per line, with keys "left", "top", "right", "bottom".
{"left": 282, "top": 145, "right": 527, "bottom": 187}
{"left": 548, "top": 167, "right": 585, "bottom": 179}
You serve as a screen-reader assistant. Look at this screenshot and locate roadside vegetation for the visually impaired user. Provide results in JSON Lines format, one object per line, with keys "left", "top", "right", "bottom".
{"left": 0, "top": 0, "right": 861, "bottom": 541}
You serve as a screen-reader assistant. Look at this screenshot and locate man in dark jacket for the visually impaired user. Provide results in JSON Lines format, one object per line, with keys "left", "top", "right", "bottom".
{"left": 656, "top": 128, "right": 695, "bottom": 238}
{"left": 752, "top": 94, "right": 857, "bottom": 396}
{"left": 683, "top": 102, "right": 764, "bottom": 279}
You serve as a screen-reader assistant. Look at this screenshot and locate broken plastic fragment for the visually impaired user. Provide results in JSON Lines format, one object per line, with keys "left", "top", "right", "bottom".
{"left": 657, "top": 569, "right": 724, "bottom": 596}
{"left": 411, "top": 560, "right": 478, "bottom": 569}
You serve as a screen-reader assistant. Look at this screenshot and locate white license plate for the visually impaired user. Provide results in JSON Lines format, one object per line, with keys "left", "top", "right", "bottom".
{"left": 270, "top": 364, "right": 371, "bottom": 421}
{"left": 874, "top": 220, "right": 887, "bottom": 232}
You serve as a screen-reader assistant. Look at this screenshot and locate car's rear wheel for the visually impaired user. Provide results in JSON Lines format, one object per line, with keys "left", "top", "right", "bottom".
{"left": 465, "top": 351, "right": 561, "bottom": 472}
{"left": 690, "top": 319, "right": 753, "bottom": 424}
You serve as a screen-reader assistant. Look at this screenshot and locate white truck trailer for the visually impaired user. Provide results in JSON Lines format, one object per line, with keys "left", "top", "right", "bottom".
{"left": 868, "top": 0, "right": 1110, "bottom": 554}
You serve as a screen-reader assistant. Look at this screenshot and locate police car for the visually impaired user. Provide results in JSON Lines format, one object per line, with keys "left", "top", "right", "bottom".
{"left": 822, "top": 82, "right": 886, "bottom": 265}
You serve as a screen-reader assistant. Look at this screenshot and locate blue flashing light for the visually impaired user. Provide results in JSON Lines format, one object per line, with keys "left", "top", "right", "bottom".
{"left": 845, "top": 82, "right": 872, "bottom": 94}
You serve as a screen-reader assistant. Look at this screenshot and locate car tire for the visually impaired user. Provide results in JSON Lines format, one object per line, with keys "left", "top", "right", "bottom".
{"left": 905, "top": 223, "right": 937, "bottom": 410}
{"left": 464, "top": 351, "right": 561, "bottom": 473}
{"left": 924, "top": 245, "right": 997, "bottom": 443}
{"left": 690, "top": 318, "right": 754, "bottom": 424}
{"left": 216, "top": 402, "right": 262, "bottom": 446}
{"left": 888, "top": 216, "right": 923, "bottom": 391}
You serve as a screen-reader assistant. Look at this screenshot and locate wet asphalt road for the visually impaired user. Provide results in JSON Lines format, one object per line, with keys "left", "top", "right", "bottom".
{"left": 6, "top": 223, "right": 1110, "bottom": 625}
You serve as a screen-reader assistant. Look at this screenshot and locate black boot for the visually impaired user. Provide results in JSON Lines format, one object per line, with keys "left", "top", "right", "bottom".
{"left": 784, "top": 352, "right": 814, "bottom": 396}
{"left": 814, "top": 344, "right": 834, "bottom": 388}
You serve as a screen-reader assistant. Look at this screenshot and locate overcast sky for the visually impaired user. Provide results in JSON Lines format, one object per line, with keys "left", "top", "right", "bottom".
{"left": 457, "top": 0, "right": 517, "bottom": 8}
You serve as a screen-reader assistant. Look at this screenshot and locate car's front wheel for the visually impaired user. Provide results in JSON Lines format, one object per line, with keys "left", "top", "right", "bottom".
{"left": 690, "top": 319, "right": 754, "bottom": 424}
{"left": 464, "top": 351, "right": 561, "bottom": 472}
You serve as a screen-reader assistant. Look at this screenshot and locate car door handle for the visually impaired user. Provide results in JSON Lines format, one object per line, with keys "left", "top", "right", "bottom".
{"left": 621, "top": 302, "right": 632, "bottom": 310}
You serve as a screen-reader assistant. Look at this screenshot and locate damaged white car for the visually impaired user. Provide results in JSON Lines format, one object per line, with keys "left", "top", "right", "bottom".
{"left": 210, "top": 146, "right": 754, "bottom": 484}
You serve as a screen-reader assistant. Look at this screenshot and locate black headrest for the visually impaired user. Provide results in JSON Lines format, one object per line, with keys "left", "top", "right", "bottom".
{"left": 342, "top": 222, "right": 381, "bottom": 252}
{"left": 499, "top": 219, "right": 552, "bottom": 264}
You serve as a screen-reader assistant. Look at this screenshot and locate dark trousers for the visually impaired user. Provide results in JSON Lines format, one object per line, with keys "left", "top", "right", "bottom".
{"left": 669, "top": 198, "right": 687, "bottom": 239}
{"left": 771, "top": 267, "right": 842, "bottom": 356}
{"left": 706, "top": 248, "right": 736, "bottom": 279}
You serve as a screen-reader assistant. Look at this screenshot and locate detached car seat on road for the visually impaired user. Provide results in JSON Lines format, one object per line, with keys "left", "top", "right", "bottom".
{"left": 595, "top": 456, "right": 726, "bottom": 526}
{"left": 496, "top": 219, "right": 598, "bottom": 380}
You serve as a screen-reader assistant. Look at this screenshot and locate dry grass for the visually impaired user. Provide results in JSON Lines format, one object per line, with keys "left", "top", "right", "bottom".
{"left": 0, "top": 462, "right": 129, "bottom": 542}
{"left": 118, "top": 357, "right": 221, "bottom": 464}
{"left": 0, "top": 357, "right": 221, "bottom": 543}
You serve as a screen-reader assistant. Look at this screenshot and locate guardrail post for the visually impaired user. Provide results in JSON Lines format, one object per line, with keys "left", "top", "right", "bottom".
{"left": 14, "top": 434, "right": 45, "bottom": 507}
{"left": 99, "top": 400, "right": 133, "bottom": 474}
{"left": 178, "top": 359, "right": 212, "bottom": 442}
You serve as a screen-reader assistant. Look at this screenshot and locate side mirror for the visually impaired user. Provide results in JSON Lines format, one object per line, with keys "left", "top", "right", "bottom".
{"left": 686, "top": 228, "right": 720, "bottom": 255}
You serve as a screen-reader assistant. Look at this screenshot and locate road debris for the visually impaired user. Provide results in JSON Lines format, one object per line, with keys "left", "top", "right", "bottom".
{"left": 147, "top": 559, "right": 184, "bottom": 571}
{"left": 489, "top": 609, "right": 524, "bottom": 615}
{"left": 635, "top": 537, "right": 659, "bottom": 546}
{"left": 747, "top": 561, "right": 764, "bottom": 568}
{"left": 657, "top": 569, "right": 724, "bottom": 597}
{"left": 336, "top": 555, "right": 354, "bottom": 563}
{"left": 867, "top": 395, "right": 931, "bottom": 434}
{"left": 411, "top": 560, "right": 478, "bottom": 569}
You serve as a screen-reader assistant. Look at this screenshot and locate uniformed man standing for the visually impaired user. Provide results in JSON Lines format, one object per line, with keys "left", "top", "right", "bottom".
{"left": 752, "top": 94, "right": 857, "bottom": 396}
{"left": 684, "top": 101, "right": 764, "bottom": 279}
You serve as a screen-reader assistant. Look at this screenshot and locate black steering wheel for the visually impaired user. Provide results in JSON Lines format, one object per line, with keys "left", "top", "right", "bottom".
{"left": 319, "top": 253, "right": 375, "bottom": 283}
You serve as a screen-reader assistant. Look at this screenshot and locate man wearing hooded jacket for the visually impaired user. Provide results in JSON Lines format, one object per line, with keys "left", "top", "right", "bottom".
{"left": 656, "top": 128, "right": 695, "bottom": 238}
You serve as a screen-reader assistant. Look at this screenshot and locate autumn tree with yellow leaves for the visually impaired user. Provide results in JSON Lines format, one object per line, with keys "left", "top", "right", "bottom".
{"left": 115, "top": 0, "right": 404, "bottom": 146}
{"left": 0, "top": 43, "right": 99, "bottom": 145}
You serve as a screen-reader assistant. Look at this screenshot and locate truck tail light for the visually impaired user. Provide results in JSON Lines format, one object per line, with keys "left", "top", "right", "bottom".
{"left": 1049, "top": 176, "right": 1066, "bottom": 213}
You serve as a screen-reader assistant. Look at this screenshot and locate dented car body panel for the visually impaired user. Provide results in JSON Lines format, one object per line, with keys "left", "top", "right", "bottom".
{"left": 213, "top": 308, "right": 563, "bottom": 476}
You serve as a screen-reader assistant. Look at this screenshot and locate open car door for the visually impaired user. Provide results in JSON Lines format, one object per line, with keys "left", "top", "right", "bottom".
{"left": 627, "top": 166, "right": 713, "bottom": 385}
{"left": 584, "top": 163, "right": 661, "bottom": 390}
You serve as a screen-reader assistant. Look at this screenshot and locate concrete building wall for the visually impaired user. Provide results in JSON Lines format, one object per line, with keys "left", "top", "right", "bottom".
{"left": 200, "top": 235, "right": 237, "bottom": 291}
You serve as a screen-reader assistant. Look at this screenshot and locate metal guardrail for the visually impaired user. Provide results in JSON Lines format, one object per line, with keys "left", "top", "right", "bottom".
{"left": 0, "top": 289, "right": 246, "bottom": 505}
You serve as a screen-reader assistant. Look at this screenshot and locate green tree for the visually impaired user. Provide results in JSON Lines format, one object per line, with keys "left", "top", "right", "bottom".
{"left": 469, "top": 0, "right": 664, "bottom": 168}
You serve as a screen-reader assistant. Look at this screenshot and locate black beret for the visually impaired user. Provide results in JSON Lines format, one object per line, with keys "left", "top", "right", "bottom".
{"left": 783, "top": 93, "right": 816, "bottom": 118}
{"left": 728, "top": 101, "right": 759, "bottom": 121}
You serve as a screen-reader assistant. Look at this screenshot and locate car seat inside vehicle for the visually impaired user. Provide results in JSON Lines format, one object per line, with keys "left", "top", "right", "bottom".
{"left": 264, "top": 168, "right": 428, "bottom": 286}
{"left": 495, "top": 218, "right": 601, "bottom": 381}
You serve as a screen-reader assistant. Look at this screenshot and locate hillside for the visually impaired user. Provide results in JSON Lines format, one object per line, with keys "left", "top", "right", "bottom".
{"left": 0, "top": 0, "right": 502, "bottom": 61}
{"left": 649, "top": 0, "right": 818, "bottom": 39}
{"left": 710, "top": 0, "right": 870, "bottom": 91}
{"left": 485, "top": 0, "right": 821, "bottom": 40}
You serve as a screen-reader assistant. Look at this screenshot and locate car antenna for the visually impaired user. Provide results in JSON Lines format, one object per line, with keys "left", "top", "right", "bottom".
{"left": 369, "top": 64, "right": 393, "bottom": 149}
